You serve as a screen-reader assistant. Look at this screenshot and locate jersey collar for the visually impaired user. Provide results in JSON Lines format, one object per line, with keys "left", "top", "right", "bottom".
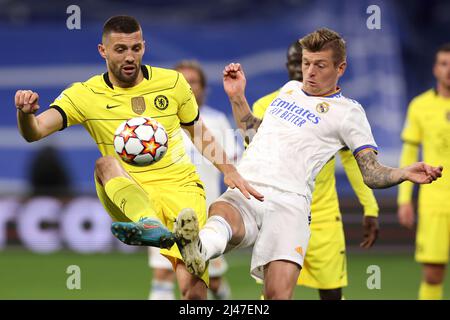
{"left": 302, "top": 86, "right": 342, "bottom": 98}
{"left": 103, "top": 65, "right": 149, "bottom": 90}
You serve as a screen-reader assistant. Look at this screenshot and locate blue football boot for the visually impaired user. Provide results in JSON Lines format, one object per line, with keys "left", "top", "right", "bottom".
{"left": 111, "top": 217, "right": 176, "bottom": 249}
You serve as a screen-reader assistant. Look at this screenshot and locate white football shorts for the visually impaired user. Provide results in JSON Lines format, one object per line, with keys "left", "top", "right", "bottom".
{"left": 215, "top": 182, "right": 311, "bottom": 281}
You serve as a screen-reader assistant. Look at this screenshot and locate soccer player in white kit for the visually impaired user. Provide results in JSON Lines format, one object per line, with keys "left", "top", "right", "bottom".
{"left": 148, "top": 60, "right": 239, "bottom": 299}
{"left": 174, "top": 28, "right": 443, "bottom": 299}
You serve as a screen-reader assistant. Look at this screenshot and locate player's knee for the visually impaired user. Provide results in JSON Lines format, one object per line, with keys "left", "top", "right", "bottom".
{"left": 95, "top": 156, "right": 119, "bottom": 182}
{"left": 209, "top": 201, "right": 243, "bottom": 236}
{"left": 180, "top": 286, "right": 205, "bottom": 300}
{"left": 423, "top": 264, "right": 446, "bottom": 284}
{"left": 264, "top": 286, "right": 292, "bottom": 300}
{"left": 319, "top": 288, "right": 342, "bottom": 300}
{"left": 424, "top": 271, "right": 445, "bottom": 284}
{"left": 209, "top": 201, "right": 229, "bottom": 218}
{"left": 95, "top": 156, "right": 117, "bottom": 172}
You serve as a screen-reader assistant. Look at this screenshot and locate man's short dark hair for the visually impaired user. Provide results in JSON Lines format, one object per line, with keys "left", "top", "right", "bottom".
{"left": 435, "top": 42, "right": 450, "bottom": 63}
{"left": 287, "top": 40, "right": 302, "bottom": 57}
{"left": 102, "top": 15, "right": 141, "bottom": 39}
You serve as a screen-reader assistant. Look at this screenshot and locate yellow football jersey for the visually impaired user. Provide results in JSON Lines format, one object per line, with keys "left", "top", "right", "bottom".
{"left": 399, "top": 89, "right": 450, "bottom": 213}
{"left": 252, "top": 90, "right": 378, "bottom": 224}
{"left": 50, "top": 65, "right": 202, "bottom": 188}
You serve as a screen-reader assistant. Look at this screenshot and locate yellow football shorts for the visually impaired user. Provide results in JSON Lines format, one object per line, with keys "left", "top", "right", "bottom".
{"left": 255, "top": 220, "right": 347, "bottom": 290}
{"left": 415, "top": 211, "right": 450, "bottom": 264}
{"left": 95, "top": 177, "right": 209, "bottom": 284}
{"left": 297, "top": 220, "right": 347, "bottom": 289}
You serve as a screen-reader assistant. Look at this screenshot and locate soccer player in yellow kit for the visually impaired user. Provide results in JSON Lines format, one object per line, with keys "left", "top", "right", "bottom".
{"left": 398, "top": 43, "right": 450, "bottom": 300}
{"left": 14, "top": 15, "right": 262, "bottom": 300}
{"left": 251, "top": 40, "right": 379, "bottom": 300}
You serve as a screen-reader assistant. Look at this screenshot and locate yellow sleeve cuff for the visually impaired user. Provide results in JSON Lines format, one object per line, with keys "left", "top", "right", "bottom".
{"left": 363, "top": 208, "right": 379, "bottom": 217}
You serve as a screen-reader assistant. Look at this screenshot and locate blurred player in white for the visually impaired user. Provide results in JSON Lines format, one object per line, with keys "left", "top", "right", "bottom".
{"left": 173, "top": 28, "right": 443, "bottom": 299}
{"left": 148, "top": 60, "right": 239, "bottom": 300}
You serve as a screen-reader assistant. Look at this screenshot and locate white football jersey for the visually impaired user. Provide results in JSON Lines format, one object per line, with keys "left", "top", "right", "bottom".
{"left": 183, "top": 105, "right": 241, "bottom": 206}
{"left": 238, "top": 80, "right": 377, "bottom": 201}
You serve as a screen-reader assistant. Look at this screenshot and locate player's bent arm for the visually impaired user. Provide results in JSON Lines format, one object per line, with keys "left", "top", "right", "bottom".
{"left": 182, "top": 117, "right": 264, "bottom": 201}
{"left": 17, "top": 108, "right": 63, "bottom": 142}
{"left": 340, "top": 149, "right": 379, "bottom": 216}
{"left": 223, "top": 63, "right": 262, "bottom": 144}
{"left": 397, "top": 142, "right": 420, "bottom": 205}
{"left": 182, "top": 117, "right": 234, "bottom": 170}
{"left": 355, "top": 150, "right": 406, "bottom": 189}
{"left": 356, "top": 149, "right": 443, "bottom": 189}
{"left": 355, "top": 149, "right": 442, "bottom": 188}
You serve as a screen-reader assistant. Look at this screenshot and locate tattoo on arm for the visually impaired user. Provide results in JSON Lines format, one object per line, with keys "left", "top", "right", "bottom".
{"left": 241, "top": 113, "right": 262, "bottom": 144}
{"left": 241, "top": 113, "right": 262, "bottom": 130}
{"left": 356, "top": 150, "right": 404, "bottom": 189}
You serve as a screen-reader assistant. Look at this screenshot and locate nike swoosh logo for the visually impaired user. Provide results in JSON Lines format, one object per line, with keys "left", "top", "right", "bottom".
{"left": 143, "top": 224, "right": 158, "bottom": 229}
{"left": 106, "top": 104, "right": 121, "bottom": 109}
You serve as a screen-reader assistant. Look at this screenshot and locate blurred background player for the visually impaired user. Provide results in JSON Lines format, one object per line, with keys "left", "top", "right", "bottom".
{"left": 252, "top": 40, "right": 380, "bottom": 300}
{"left": 28, "top": 146, "right": 72, "bottom": 198}
{"left": 148, "top": 60, "right": 238, "bottom": 300}
{"left": 397, "top": 43, "right": 450, "bottom": 300}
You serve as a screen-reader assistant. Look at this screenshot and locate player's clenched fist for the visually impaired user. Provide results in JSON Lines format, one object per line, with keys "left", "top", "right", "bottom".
{"left": 223, "top": 63, "right": 246, "bottom": 98}
{"left": 15, "top": 90, "right": 40, "bottom": 114}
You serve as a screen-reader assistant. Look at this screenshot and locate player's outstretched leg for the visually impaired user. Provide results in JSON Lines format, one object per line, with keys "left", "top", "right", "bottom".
{"left": 174, "top": 208, "right": 207, "bottom": 276}
{"left": 111, "top": 217, "right": 176, "bottom": 249}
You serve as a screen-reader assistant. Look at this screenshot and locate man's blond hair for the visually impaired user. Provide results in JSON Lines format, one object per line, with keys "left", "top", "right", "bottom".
{"left": 299, "top": 28, "right": 346, "bottom": 66}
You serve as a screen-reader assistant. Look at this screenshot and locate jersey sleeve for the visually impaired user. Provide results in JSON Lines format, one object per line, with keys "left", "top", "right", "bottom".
{"left": 340, "top": 105, "right": 378, "bottom": 156}
{"left": 176, "top": 73, "right": 199, "bottom": 125}
{"left": 252, "top": 90, "right": 279, "bottom": 119}
{"left": 339, "top": 148, "right": 379, "bottom": 216}
{"left": 49, "top": 83, "right": 86, "bottom": 130}
{"left": 253, "top": 96, "right": 269, "bottom": 119}
{"left": 401, "top": 99, "right": 422, "bottom": 145}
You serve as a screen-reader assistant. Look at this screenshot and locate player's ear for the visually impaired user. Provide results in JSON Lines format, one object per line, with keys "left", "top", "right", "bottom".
{"left": 432, "top": 62, "right": 439, "bottom": 79}
{"left": 98, "top": 44, "right": 107, "bottom": 59}
{"left": 337, "top": 60, "right": 347, "bottom": 77}
{"left": 142, "top": 40, "right": 146, "bottom": 55}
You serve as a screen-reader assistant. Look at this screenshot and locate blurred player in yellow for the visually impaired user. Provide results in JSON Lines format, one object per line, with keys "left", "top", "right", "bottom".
{"left": 252, "top": 40, "right": 380, "bottom": 300}
{"left": 398, "top": 43, "right": 450, "bottom": 300}
{"left": 14, "top": 15, "right": 262, "bottom": 300}
{"left": 148, "top": 60, "right": 236, "bottom": 300}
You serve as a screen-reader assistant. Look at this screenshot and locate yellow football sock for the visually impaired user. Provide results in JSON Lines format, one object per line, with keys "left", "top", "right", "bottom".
{"left": 418, "top": 282, "right": 443, "bottom": 300}
{"left": 104, "top": 176, "right": 156, "bottom": 222}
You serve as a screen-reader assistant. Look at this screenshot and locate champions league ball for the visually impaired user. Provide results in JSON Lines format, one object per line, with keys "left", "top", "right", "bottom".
{"left": 113, "top": 117, "right": 168, "bottom": 166}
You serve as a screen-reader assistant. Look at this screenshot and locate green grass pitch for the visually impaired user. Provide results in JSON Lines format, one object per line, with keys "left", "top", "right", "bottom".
{"left": 0, "top": 249, "right": 449, "bottom": 299}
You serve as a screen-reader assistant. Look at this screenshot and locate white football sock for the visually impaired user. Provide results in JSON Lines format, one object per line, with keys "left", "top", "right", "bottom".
{"left": 199, "top": 215, "right": 232, "bottom": 261}
{"left": 211, "top": 279, "right": 232, "bottom": 300}
{"left": 149, "top": 280, "right": 175, "bottom": 300}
